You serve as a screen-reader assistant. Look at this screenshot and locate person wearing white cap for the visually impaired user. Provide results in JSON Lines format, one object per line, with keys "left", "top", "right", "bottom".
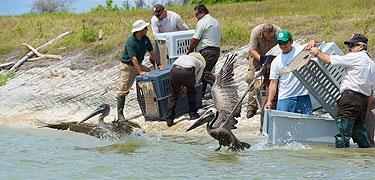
{"left": 117, "top": 19, "right": 162, "bottom": 123}
{"left": 308, "top": 34, "right": 375, "bottom": 148}
{"left": 165, "top": 52, "right": 206, "bottom": 127}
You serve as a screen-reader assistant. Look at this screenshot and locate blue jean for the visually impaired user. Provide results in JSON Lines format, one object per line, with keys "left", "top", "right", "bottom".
{"left": 276, "top": 95, "right": 312, "bottom": 114}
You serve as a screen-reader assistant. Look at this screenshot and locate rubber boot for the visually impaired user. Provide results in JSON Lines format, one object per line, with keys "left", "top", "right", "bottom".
{"left": 335, "top": 118, "right": 354, "bottom": 148}
{"left": 188, "top": 97, "right": 199, "bottom": 120}
{"left": 352, "top": 128, "right": 370, "bottom": 148}
{"left": 117, "top": 95, "right": 127, "bottom": 123}
{"left": 165, "top": 107, "right": 175, "bottom": 127}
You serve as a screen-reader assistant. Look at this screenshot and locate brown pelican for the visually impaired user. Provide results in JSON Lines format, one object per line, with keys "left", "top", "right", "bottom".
{"left": 38, "top": 104, "right": 141, "bottom": 138}
{"left": 187, "top": 54, "right": 251, "bottom": 151}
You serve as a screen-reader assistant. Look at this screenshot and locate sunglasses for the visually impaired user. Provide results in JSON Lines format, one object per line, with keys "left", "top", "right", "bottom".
{"left": 144, "top": 26, "right": 148, "bottom": 30}
{"left": 347, "top": 43, "right": 359, "bottom": 48}
{"left": 277, "top": 40, "right": 289, "bottom": 46}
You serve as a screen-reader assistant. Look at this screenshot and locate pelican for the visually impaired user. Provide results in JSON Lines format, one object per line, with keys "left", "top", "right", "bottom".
{"left": 38, "top": 104, "right": 141, "bottom": 138}
{"left": 187, "top": 54, "right": 251, "bottom": 151}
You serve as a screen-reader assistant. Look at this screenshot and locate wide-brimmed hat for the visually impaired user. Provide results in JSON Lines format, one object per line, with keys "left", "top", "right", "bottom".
{"left": 344, "top": 33, "right": 368, "bottom": 45}
{"left": 276, "top": 30, "right": 292, "bottom": 42}
{"left": 153, "top": 4, "right": 164, "bottom": 16}
{"left": 131, "top": 20, "right": 149, "bottom": 33}
{"left": 189, "top": 52, "right": 205, "bottom": 64}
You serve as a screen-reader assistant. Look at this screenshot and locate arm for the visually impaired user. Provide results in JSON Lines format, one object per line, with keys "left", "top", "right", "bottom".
{"left": 310, "top": 47, "right": 332, "bottom": 64}
{"left": 131, "top": 57, "right": 148, "bottom": 76}
{"left": 149, "top": 50, "right": 163, "bottom": 69}
{"left": 265, "top": 79, "right": 278, "bottom": 109}
{"left": 151, "top": 17, "right": 159, "bottom": 38}
{"left": 250, "top": 50, "right": 261, "bottom": 61}
{"left": 176, "top": 14, "right": 189, "bottom": 30}
{"left": 187, "top": 38, "right": 199, "bottom": 54}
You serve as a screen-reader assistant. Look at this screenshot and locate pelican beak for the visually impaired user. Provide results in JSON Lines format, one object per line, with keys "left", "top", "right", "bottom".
{"left": 77, "top": 106, "right": 105, "bottom": 124}
{"left": 186, "top": 111, "right": 215, "bottom": 132}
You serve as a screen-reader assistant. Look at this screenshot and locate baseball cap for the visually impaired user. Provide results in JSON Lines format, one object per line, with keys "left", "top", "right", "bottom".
{"left": 276, "top": 30, "right": 292, "bottom": 42}
{"left": 153, "top": 4, "right": 164, "bottom": 16}
{"left": 344, "top": 33, "right": 368, "bottom": 45}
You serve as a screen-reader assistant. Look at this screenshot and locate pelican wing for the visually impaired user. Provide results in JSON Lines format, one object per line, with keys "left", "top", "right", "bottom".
{"left": 211, "top": 54, "right": 239, "bottom": 129}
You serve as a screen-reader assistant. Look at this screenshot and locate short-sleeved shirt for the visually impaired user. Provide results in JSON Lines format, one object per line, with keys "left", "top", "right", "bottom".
{"left": 151, "top": 11, "right": 189, "bottom": 37}
{"left": 173, "top": 55, "right": 206, "bottom": 84}
{"left": 122, "top": 34, "right": 153, "bottom": 64}
{"left": 192, "top": 14, "right": 222, "bottom": 51}
{"left": 330, "top": 51, "right": 375, "bottom": 96}
{"left": 269, "top": 45, "right": 309, "bottom": 100}
{"left": 249, "top": 23, "right": 281, "bottom": 56}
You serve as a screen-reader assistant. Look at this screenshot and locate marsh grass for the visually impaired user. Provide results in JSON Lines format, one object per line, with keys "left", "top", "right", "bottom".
{"left": 0, "top": 0, "right": 374, "bottom": 63}
{"left": 0, "top": 71, "right": 16, "bottom": 86}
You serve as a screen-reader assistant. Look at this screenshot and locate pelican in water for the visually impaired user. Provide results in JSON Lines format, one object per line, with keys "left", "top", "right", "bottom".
{"left": 38, "top": 104, "right": 141, "bottom": 138}
{"left": 187, "top": 54, "right": 251, "bottom": 151}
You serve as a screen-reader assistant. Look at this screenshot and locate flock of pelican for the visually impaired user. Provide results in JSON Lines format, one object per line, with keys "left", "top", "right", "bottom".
{"left": 39, "top": 54, "right": 251, "bottom": 151}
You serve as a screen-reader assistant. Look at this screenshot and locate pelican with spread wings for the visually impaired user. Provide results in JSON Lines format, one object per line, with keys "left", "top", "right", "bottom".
{"left": 186, "top": 54, "right": 251, "bottom": 151}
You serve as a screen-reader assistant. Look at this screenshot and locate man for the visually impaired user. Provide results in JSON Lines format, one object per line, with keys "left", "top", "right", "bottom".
{"left": 187, "top": 4, "right": 222, "bottom": 98}
{"left": 117, "top": 19, "right": 161, "bottom": 122}
{"left": 246, "top": 23, "right": 281, "bottom": 118}
{"left": 308, "top": 34, "right": 375, "bottom": 148}
{"left": 165, "top": 53, "right": 206, "bottom": 127}
{"left": 151, "top": 4, "right": 189, "bottom": 61}
{"left": 151, "top": 4, "right": 189, "bottom": 37}
{"left": 265, "top": 30, "right": 312, "bottom": 114}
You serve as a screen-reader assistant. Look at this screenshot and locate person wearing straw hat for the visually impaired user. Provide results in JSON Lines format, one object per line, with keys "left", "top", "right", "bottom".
{"left": 117, "top": 19, "right": 162, "bottom": 123}
{"left": 165, "top": 52, "right": 206, "bottom": 127}
{"left": 308, "top": 34, "right": 375, "bottom": 148}
{"left": 265, "top": 30, "right": 312, "bottom": 114}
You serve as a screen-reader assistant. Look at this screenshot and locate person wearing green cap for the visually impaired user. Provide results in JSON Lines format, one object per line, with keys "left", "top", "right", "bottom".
{"left": 264, "top": 30, "right": 312, "bottom": 115}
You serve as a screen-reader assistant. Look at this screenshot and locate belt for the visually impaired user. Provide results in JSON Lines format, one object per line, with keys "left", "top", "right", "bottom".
{"left": 173, "top": 65, "right": 194, "bottom": 71}
{"left": 343, "top": 89, "right": 368, "bottom": 98}
{"left": 200, "top": 46, "right": 220, "bottom": 52}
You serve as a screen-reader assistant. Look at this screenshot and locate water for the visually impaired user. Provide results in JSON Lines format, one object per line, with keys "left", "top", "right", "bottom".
{"left": 0, "top": 0, "right": 170, "bottom": 16}
{"left": 1, "top": 125, "right": 374, "bottom": 179}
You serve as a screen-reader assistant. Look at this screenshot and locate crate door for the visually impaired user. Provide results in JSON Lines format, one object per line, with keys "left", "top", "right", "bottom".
{"left": 138, "top": 82, "right": 159, "bottom": 117}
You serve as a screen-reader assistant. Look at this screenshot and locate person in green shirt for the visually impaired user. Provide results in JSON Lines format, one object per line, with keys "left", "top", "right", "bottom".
{"left": 117, "top": 19, "right": 161, "bottom": 122}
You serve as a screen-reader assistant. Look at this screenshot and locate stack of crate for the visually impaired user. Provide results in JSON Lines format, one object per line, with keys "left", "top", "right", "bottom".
{"left": 155, "top": 30, "right": 195, "bottom": 65}
{"left": 136, "top": 66, "right": 202, "bottom": 121}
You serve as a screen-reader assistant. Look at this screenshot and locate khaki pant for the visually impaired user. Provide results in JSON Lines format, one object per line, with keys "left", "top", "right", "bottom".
{"left": 245, "top": 57, "right": 262, "bottom": 111}
{"left": 118, "top": 63, "right": 138, "bottom": 96}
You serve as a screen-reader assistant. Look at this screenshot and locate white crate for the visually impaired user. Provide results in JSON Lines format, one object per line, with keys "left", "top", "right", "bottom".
{"left": 263, "top": 110, "right": 336, "bottom": 145}
{"left": 155, "top": 30, "right": 195, "bottom": 59}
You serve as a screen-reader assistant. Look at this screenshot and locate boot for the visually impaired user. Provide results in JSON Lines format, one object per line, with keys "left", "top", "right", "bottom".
{"left": 335, "top": 118, "right": 354, "bottom": 148}
{"left": 165, "top": 107, "right": 175, "bottom": 127}
{"left": 117, "top": 95, "right": 127, "bottom": 123}
{"left": 352, "top": 128, "right": 370, "bottom": 148}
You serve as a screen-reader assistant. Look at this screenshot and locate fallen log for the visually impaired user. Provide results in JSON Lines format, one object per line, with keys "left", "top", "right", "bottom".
{"left": 22, "top": 43, "right": 62, "bottom": 61}
{"left": 9, "top": 31, "right": 70, "bottom": 71}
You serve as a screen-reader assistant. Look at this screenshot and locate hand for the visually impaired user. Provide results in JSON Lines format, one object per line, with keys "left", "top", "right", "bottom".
{"left": 264, "top": 101, "right": 273, "bottom": 109}
{"left": 158, "top": 64, "right": 164, "bottom": 69}
{"left": 309, "top": 47, "right": 320, "bottom": 56}
{"left": 139, "top": 71, "right": 149, "bottom": 76}
{"left": 305, "top": 40, "right": 317, "bottom": 50}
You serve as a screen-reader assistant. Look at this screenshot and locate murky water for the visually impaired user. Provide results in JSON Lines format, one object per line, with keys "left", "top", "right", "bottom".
{"left": 1, "top": 125, "right": 374, "bottom": 179}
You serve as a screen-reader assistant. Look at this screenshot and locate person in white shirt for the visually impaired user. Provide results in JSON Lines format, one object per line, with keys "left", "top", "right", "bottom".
{"left": 187, "top": 4, "right": 222, "bottom": 99}
{"left": 265, "top": 30, "right": 312, "bottom": 115}
{"left": 308, "top": 34, "right": 375, "bottom": 148}
{"left": 165, "top": 53, "right": 206, "bottom": 127}
{"left": 151, "top": 4, "right": 189, "bottom": 37}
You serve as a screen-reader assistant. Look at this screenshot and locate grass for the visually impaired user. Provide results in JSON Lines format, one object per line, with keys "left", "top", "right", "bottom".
{"left": 0, "top": 0, "right": 374, "bottom": 64}
{"left": 0, "top": 71, "right": 16, "bottom": 86}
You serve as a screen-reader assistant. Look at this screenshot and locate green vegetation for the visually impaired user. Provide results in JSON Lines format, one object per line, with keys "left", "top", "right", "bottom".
{"left": 0, "top": 0, "right": 374, "bottom": 63}
{"left": 0, "top": 71, "right": 16, "bottom": 86}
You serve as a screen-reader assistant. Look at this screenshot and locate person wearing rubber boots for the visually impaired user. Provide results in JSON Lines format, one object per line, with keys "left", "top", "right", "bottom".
{"left": 246, "top": 23, "right": 281, "bottom": 118}
{"left": 308, "top": 34, "right": 375, "bottom": 148}
{"left": 117, "top": 19, "right": 162, "bottom": 123}
{"left": 165, "top": 53, "right": 206, "bottom": 127}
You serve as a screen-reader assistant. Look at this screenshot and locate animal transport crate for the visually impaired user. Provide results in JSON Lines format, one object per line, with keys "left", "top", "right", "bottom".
{"left": 291, "top": 42, "right": 345, "bottom": 118}
{"left": 263, "top": 110, "right": 336, "bottom": 145}
{"left": 155, "top": 30, "right": 195, "bottom": 65}
{"left": 136, "top": 66, "right": 203, "bottom": 121}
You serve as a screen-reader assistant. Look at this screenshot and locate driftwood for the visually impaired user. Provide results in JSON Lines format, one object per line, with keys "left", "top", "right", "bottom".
{"left": 9, "top": 31, "right": 70, "bottom": 71}
{"left": 22, "top": 43, "right": 62, "bottom": 61}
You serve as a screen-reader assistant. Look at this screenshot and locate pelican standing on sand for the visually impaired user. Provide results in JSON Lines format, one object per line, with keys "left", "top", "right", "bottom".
{"left": 38, "top": 104, "right": 141, "bottom": 138}
{"left": 187, "top": 54, "right": 251, "bottom": 151}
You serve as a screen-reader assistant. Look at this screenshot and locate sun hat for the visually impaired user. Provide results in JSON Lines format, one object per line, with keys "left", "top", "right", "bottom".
{"left": 131, "top": 20, "right": 149, "bottom": 33}
{"left": 276, "top": 30, "right": 292, "bottom": 42}
{"left": 344, "top": 33, "right": 368, "bottom": 45}
{"left": 153, "top": 4, "right": 165, "bottom": 16}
